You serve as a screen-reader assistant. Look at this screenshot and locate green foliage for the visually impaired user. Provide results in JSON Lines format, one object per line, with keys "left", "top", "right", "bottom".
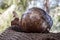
{"left": 50, "top": 7, "right": 60, "bottom": 33}
{"left": 58, "top": 16, "right": 60, "bottom": 22}
{"left": 0, "top": 0, "right": 31, "bottom": 33}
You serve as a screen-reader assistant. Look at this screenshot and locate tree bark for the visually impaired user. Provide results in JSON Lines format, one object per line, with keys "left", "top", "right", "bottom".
{"left": 44, "top": 0, "right": 49, "bottom": 13}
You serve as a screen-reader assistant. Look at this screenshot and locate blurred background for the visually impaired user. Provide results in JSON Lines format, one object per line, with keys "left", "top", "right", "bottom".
{"left": 0, "top": 0, "right": 60, "bottom": 33}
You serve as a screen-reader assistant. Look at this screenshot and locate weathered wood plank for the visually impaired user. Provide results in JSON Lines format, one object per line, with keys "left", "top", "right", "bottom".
{"left": 0, "top": 26, "right": 60, "bottom": 40}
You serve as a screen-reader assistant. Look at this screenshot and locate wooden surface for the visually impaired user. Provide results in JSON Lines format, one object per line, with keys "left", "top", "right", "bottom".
{"left": 0, "top": 26, "right": 60, "bottom": 40}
